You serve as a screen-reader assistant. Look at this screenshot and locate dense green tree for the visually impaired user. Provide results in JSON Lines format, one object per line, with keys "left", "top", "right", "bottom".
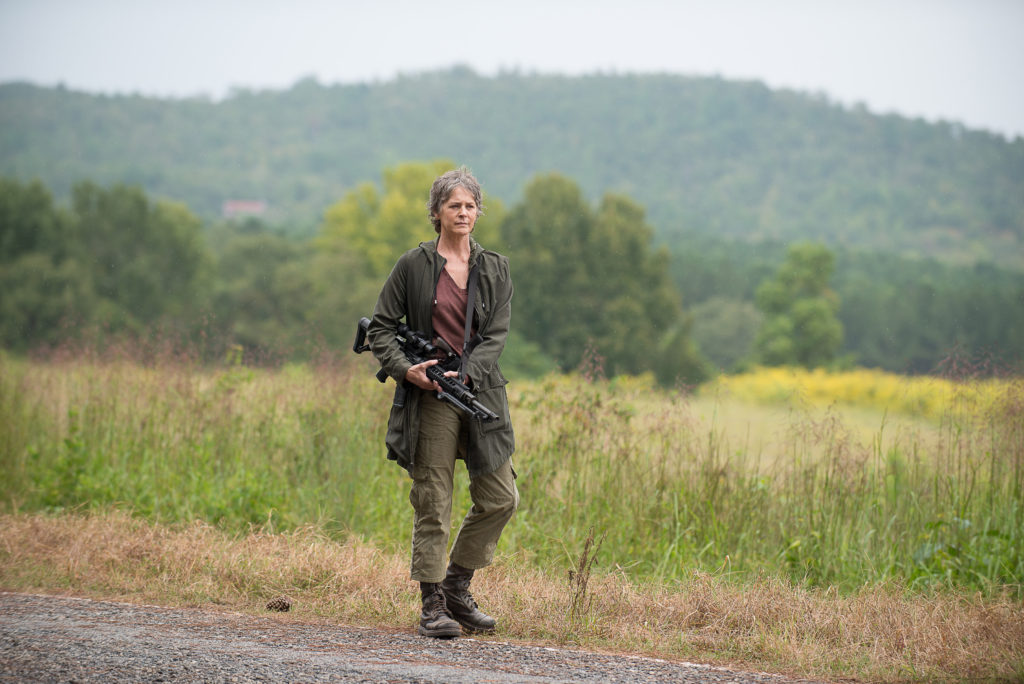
{"left": 0, "top": 178, "right": 212, "bottom": 348}
{"left": 70, "top": 182, "right": 211, "bottom": 329}
{"left": 754, "top": 243, "right": 843, "bottom": 367}
{"left": 208, "top": 219, "right": 314, "bottom": 356}
{"left": 0, "top": 178, "right": 64, "bottom": 262}
{"left": 501, "top": 173, "right": 708, "bottom": 384}
{"left": 0, "top": 252, "right": 95, "bottom": 349}
{"left": 304, "top": 246, "right": 381, "bottom": 356}
{"left": 689, "top": 297, "right": 762, "bottom": 372}
{"left": 0, "top": 178, "right": 91, "bottom": 348}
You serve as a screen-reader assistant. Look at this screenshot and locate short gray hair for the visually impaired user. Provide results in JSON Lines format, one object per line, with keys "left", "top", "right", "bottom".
{"left": 427, "top": 166, "right": 485, "bottom": 233}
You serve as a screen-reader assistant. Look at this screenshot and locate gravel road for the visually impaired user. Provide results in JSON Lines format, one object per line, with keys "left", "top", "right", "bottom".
{"left": 0, "top": 592, "right": 824, "bottom": 683}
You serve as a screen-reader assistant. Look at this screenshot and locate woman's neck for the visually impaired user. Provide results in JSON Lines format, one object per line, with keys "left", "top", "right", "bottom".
{"left": 437, "top": 233, "right": 471, "bottom": 263}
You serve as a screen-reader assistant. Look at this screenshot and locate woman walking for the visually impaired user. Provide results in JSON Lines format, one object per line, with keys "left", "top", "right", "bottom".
{"left": 366, "top": 167, "right": 518, "bottom": 638}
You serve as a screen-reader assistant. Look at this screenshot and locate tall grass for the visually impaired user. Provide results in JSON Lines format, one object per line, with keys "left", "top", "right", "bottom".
{"left": 2, "top": 349, "right": 1021, "bottom": 596}
{"left": 514, "top": 370, "right": 1023, "bottom": 593}
{"left": 1, "top": 350, "right": 404, "bottom": 537}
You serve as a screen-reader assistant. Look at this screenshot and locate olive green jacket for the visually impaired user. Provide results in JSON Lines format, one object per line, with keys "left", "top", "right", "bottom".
{"left": 366, "top": 237, "right": 515, "bottom": 477}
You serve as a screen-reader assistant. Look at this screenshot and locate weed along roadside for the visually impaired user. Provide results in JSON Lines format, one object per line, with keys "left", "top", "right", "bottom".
{"left": 2, "top": 355, "right": 1023, "bottom": 681}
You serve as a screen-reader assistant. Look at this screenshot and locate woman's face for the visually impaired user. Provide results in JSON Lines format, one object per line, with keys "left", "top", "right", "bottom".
{"left": 435, "top": 186, "right": 478, "bottom": 239}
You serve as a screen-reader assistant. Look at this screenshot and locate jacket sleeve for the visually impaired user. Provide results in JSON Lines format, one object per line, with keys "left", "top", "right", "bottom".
{"left": 367, "top": 254, "right": 414, "bottom": 382}
{"left": 465, "top": 254, "right": 513, "bottom": 384}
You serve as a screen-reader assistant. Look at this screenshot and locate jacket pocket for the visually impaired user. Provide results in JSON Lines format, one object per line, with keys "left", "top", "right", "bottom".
{"left": 384, "top": 388, "right": 409, "bottom": 455}
{"left": 475, "top": 366, "right": 508, "bottom": 392}
{"left": 478, "top": 384, "right": 511, "bottom": 434}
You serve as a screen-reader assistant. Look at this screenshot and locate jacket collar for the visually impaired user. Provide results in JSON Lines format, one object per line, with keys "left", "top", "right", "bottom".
{"left": 420, "top": 236, "right": 483, "bottom": 267}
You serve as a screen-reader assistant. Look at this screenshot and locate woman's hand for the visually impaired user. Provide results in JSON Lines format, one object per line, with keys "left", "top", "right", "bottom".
{"left": 405, "top": 361, "right": 463, "bottom": 391}
{"left": 405, "top": 360, "right": 439, "bottom": 390}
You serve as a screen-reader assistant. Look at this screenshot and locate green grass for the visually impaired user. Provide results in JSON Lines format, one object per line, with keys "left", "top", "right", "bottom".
{"left": 2, "top": 350, "right": 1022, "bottom": 597}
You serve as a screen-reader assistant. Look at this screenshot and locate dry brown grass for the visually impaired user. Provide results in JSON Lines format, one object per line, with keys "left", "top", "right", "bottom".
{"left": 2, "top": 512, "right": 1021, "bottom": 682}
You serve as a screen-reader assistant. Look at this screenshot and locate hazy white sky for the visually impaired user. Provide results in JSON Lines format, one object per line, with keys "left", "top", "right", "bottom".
{"left": 2, "top": 0, "right": 1022, "bottom": 138}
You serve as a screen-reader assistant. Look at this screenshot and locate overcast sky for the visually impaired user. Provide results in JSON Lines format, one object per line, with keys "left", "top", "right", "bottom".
{"left": 2, "top": 0, "right": 1022, "bottom": 139}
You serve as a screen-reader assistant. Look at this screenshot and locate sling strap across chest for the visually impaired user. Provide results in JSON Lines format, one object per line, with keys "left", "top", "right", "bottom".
{"left": 459, "top": 263, "right": 480, "bottom": 384}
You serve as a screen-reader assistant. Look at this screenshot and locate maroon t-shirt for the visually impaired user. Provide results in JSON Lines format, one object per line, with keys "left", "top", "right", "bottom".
{"left": 432, "top": 268, "right": 475, "bottom": 355}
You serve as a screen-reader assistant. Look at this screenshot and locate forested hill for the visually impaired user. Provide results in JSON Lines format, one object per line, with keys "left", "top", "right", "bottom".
{"left": 2, "top": 68, "right": 1022, "bottom": 268}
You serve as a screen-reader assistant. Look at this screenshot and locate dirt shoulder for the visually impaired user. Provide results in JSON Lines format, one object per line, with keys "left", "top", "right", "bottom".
{"left": 0, "top": 592, "right": 825, "bottom": 683}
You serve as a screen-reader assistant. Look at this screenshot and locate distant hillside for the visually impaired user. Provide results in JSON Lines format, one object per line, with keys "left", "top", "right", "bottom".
{"left": 2, "top": 68, "right": 1022, "bottom": 267}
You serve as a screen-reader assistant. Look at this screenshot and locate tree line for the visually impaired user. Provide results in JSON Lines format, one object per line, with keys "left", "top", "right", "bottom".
{"left": 2, "top": 166, "right": 1020, "bottom": 380}
{"left": 672, "top": 234, "right": 1024, "bottom": 374}
{"left": 1, "top": 167, "right": 707, "bottom": 382}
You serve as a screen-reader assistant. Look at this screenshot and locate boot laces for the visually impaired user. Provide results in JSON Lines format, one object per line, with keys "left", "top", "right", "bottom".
{"left": 445, "top": 577, "right": 478, "bottom": 608}
{"left": 424, "top": 590, "right": 450, "bottom": 618}
{"left": 456, "top": 586, "right": 479, "bottom": 609}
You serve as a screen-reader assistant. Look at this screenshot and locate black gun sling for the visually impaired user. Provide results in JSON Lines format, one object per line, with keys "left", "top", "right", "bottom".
{"left": 459, "top": 263, "right": 480, "bottom": 384}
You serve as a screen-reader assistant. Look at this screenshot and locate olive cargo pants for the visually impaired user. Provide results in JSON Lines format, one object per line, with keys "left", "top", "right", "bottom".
{"left": 410, "top": 392, "right": 519, "bottom": 583}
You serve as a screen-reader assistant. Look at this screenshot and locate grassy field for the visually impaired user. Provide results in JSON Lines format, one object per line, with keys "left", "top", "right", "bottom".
{"left": 2, "top": 350, "right": 1022, "bottom": 680}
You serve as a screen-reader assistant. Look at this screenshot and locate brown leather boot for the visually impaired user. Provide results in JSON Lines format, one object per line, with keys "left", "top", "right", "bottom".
{"left": 441, "top": 563, "right": 497, "bottom": 633}
{"left": 418, "top": 582, "right": 461, "bottom": 639}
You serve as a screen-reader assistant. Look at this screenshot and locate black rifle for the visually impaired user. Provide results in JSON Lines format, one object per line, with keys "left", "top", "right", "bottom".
{"left": 353, "top": 317, "right": 498, "bottom": 422}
